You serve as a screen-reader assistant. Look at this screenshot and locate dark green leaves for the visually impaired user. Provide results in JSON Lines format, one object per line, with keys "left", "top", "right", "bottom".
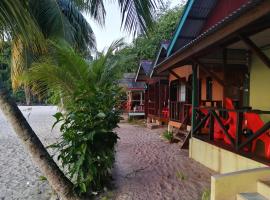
{"left": 41, "top": 41, "right": 122, "bottom": 196}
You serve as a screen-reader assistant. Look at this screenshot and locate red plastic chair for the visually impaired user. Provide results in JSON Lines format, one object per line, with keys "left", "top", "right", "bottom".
{"left": 199, "top": 99, "right": 232, "bottom": 141}
{"left": 244, "top": 113, "right": 270, "bottom": 159}
{"left": 222, "top": 98, "right": 238, "bottom": 145}
{"left": 162, "top": 107, "right": 169, "bottom": 118}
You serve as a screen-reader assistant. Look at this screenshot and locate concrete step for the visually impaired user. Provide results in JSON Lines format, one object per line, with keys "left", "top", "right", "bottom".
{"left": 146, "top": 123, "right": 160, "bottom": 129}
{"left": 257, "top": 180, "right": 270, "bottom": 199}
{"left": 237, "top": 193, "right": 268, "bottom": 200}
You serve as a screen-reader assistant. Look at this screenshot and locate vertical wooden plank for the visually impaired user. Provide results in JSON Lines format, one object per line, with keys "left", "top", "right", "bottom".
{"left": 159, "top": 80, "right": 161, "bottom": 118}
{"left": 191, "top": 64, "right": 199, "bottom": 136}
{"left": 235, "top": 111, "right": 243, "bottom": 151}
{"left": 169, "top": 81, "right": 171, "bottom": 120}
{"left": 209, "top": 110, "right": 214, "bottom": 141}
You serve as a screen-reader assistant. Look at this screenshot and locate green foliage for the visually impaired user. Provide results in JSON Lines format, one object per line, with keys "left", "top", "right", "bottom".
{"left": 39, "top": 176, "right": 47, "bottom": 181}
{"left": 201, "top": 189, "right": 211, "bottom": 200}
{"left": 176, "top": 170, "right": 187, "bottom": 181}
{"left": 25, "top": 40, "right": 124, "bottom": 196}
{"left": 162, "top": 130, "right": 174, "bottom": 142}
{"left": 51, "top": 89, "right": 120, "bottom": 195}
{"left": 114, "top": 4, "right": 184, "bottom": 72}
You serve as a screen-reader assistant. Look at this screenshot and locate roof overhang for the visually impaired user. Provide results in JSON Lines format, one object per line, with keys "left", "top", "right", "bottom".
{"left": 135, "top": 60, "right": 153, "bottom": 82}
{"left": 156, "top": 0, "right": 270, "bottom": 74}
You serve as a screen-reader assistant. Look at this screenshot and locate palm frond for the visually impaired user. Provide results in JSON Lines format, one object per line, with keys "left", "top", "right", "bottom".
{"left": 0, "top": 0, "right": 44, "bottom": 48}
{"left": 23, "top": 40, "right": 124, "bottom": 106}
{"left": 72, "top": 0, "right": 106, "bottom": 25}
{"left": 116, "top": 0, "right": 163, "bottom": 34}
{"left": 58, "top": 0, "right": 96, "bottom": 52}
{"left": 30, "top": 0, "right": 96, "bottom": 53}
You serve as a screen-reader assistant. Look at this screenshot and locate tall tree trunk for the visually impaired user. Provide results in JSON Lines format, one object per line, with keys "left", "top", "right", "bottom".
{"left": 24, "top": 85, "right": 31, "bottom": 106}
{"left": 0, "top": 86, "right": 79, "bottom": 200}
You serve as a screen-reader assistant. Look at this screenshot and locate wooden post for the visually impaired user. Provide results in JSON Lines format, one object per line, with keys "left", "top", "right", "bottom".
{"left": 191, "top": 64, "right": 199, "bottom": 136}
{"left": 235, "top": 111, "right": 243, "bottom": 151}
{"left": 209, "top": 110, "right": 214, "bottom": 141}
{"left": 159, "top": 79, "right": 161, "bottom": 118}
{"left": 169, "top": 81, "right": 171, "bottom": 120}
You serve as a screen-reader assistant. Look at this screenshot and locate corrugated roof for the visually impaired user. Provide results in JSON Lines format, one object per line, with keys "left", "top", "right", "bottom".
{"left": 120, "top": 73, "right": 146, "bottom": 90}
{"left": 140, "top": 60, "right": 153, "bottom": 76}
{"left": 157, "top": 0, "right": 263, "bottom": 71}
{"left": 171, "top": 0, "right": 262, "bottom": 57}
{"left": 150, "top": 40, "right": 171, "bottom": 77}
{"left": 135, "top": 60, "right": 153, "bottom": 82}
{"left": 167, "top": 0, "right": 218, "bottom": 56}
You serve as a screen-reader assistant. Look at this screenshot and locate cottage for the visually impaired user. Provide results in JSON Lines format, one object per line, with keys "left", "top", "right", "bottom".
{"left": 120, "top": 73, "right": 146, "bottom": 118}
{"left": 155, "top": 0, "right": 270, "bottom": 199}
{"left": 135, "top": 46, "right": 170, "bottom": 126}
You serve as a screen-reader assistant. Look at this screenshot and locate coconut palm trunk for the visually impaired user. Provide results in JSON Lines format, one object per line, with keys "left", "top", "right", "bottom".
{"left": 24, "top": 85, "right": 31, "bottom": 105}
{"left": 0, "top": 85, "right": 79, "bottom": 200}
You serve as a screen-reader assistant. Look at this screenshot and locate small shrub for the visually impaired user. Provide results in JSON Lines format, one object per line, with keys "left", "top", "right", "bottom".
{"left": 201, "top": 189, "right": 210, "bottom": 200}
{"left": 176, "top": 170, "right": 187, "bottom": 181}
{"left": 50, "top": 87, "right": 121, "bottom": 196}
{"left": 162, "top": 130, "right": 174, "bottom": 142}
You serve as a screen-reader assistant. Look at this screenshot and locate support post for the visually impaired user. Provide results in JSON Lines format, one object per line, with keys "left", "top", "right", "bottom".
{"left": 159, "top": 80, "right": 161, "bottom": 118}
{"left": 191, "top": 64, "right": 199, "bottom": 136}
{"left": 235, "top": 111, "right": 243, "bottom": 151}
{"left": 209, "top": 110, "right": 214, "bottom": 141}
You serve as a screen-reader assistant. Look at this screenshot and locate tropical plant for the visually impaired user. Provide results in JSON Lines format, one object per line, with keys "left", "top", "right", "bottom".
{"left": 0, "top": 0, "right": 163, "bottom": 199}
{"left": 5, "top": 0, "right": 163, "bottom": 104}
{"left": 201, "top": 189, "right": 211, "bottom": 200}
{"left": 23, "top": 40, "right": 123, "bottom": 196}
{"left": 113, "top": 4, "right": 184, "bottom": 72}
{"left": 162, "top": 130, "right": 174, "bottom": 142}
{"left": 10, "top": 0, "right": 96, "bottom": 105}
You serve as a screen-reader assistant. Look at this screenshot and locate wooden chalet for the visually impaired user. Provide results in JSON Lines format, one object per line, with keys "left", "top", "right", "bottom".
{"left": 120, "top": 73, "right": 146, "bottom": 118}
{"left": 154, "top": 0, "right": 270, "bottom": 199}
{"left": 136, "top": 46, "right": 170, "bottom": 125}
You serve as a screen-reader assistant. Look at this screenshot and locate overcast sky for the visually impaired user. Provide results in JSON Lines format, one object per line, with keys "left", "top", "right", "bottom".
{"left": 84, "top": 0, "right": 186, "bottom": 51}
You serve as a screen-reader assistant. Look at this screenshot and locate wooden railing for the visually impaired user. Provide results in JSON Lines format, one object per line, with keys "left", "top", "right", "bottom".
{"left": 170, "top": 101, "right": 191, "bottom": 124}
{"left": 192, "top": 106, "right": 270, "bottom": 161}
{"left": 170, "top": 101, "right": 181, "bottom": 122}
{"left": 148, "top": 101, "right": 157, "bottom": 115}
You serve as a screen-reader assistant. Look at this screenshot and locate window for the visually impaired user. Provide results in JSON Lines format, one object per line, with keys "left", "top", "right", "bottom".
{"left": 179, "top": 83, "right": 186, "bottom": 102}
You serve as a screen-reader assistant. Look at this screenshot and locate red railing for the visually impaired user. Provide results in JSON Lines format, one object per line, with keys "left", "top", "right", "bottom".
{"left": 170, "top": 101, "right": 192, "bottom": 124}
{"left": 192, "top": 106, "right": 270, "bottom": 162}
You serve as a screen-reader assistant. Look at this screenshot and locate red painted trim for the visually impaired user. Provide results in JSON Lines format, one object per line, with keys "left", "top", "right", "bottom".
{"left": 202, "top": 0, "right": 249, "bottom": 32}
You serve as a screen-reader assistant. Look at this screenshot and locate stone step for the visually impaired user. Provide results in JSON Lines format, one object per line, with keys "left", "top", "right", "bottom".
{"left": 237, "top": 193, "right": 268, "bottom": 200}
{"left": 257, "top": 180, "right": 270, "bottom": 199}
{"left": 146, "top": 123, "right": 160, "bottom": 129}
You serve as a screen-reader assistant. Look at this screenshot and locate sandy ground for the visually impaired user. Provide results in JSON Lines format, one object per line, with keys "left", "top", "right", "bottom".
{"left": 0, "top": 106, "right": 59, "bottom": 200}
{"left": 112, "top": 123, "right": 214, "bottom": 200}
{"left": 0, "top": 107, "right": 213, "bottom": 200}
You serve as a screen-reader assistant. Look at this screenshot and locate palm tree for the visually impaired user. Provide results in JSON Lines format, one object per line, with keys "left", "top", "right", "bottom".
{"left": 0, "top": 0, "right": 162, "bottom": 199}
{"left": 10, "top": 0, "right": 96, "bottom": 105}
{"left": 24, "top": 39, "right": 124, "bottom": 105}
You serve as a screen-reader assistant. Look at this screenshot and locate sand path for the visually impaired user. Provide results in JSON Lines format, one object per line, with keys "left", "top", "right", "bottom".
{"left": 113, "top": 123, "right": 213, "bottom": 200}
{"left": 0, "top": 107, "right": 213, "bottom": 200}
{"left": 0, "top": 106, "right": 59, "bottom": 200}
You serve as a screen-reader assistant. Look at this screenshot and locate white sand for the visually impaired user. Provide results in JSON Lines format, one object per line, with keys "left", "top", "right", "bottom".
{"left": 113, "top": 123, "right": 214, "bottom": 200}
{"left": 0, "top": 106, "right": 60, "bottom": 200}
{"left": 0, "top": 107, "right": 214, "bottom": 200}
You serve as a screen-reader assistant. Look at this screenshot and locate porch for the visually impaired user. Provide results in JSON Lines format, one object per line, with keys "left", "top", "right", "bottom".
{"left": 146, "top": 79, "right": 169, "bottom": 125}
{"left": 156, "top": 0, "right": 270, "bottom": 169}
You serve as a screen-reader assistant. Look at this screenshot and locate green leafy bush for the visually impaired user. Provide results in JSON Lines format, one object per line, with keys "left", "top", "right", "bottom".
{"left": 162, "top": 130, "right": 174, "bottom": 142}
{"left": 24, "top": 40, "right": 124, "bottom": 196}
{"left": 51, "top": 86, "right": 121, "bottom": 195}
